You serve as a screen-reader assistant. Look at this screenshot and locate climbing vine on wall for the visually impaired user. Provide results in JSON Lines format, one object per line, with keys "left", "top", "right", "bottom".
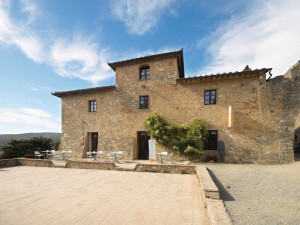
{"left": 144, "top": 112, "right": 208, "bottom": 156}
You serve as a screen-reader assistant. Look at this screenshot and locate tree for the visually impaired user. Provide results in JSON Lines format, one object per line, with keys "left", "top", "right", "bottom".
{"left": 1, "top": 137, "right": 54, "bottom": 159}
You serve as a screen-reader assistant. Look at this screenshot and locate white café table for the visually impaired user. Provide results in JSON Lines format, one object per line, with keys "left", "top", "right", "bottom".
{"left": 156, "top": 152, "right": 168, "bottom": 164}
{"left": 108, "top": 151, "right": 123, "bottom": 162}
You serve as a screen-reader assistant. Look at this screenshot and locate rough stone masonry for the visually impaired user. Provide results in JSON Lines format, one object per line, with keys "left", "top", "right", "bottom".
{"left": 52, "top": 50, "right": 300, "bottom": 164}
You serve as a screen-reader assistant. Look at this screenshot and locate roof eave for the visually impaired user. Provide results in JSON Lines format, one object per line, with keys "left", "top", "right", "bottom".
{"left": 107, "top": 49, "right": 185, "bottom": 74}
{"left": 51, "top": 85, "right": 116, "bottom": 98}
{"left": 176, "top": 68, "right": 272, "bottom": 83}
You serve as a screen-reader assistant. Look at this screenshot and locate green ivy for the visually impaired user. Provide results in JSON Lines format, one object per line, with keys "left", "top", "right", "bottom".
{"left": 145, "top": 112, "right": 208, "bottom": 156}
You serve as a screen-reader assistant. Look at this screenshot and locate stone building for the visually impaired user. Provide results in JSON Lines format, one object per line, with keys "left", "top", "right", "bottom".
{"left": 52, "top": 49, "right": 300, "bottom": 164}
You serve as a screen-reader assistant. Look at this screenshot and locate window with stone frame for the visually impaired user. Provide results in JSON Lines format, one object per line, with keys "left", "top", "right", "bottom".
{"left": 140, "top": 65, "right": 150, "bottom": 80}
{"left": 204, "top": 90, "right": 216, "bottom": 105}
{"left": 139, "top": 96, "right": 149, "bottom": 109}
{"left": 204, "top": 130, "right": 218, "bottom": 150}
{"left": 89, "top": 100, "right": 96, "bottom": 112}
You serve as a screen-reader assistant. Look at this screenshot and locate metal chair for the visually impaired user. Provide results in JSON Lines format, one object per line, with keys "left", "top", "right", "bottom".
{"left": 106, "top": 152, "right": 115, "bottom": 162}
{"left": 49, "top": 150, "right": 60, "bottom": 160}
{"left": 86, "top": 152, "right": 93, "bottom": 158}
{"left": 96, "top": 151, "right": 105, "bottom": 161}
{"left": 166, "top": 152, "right": 174, "bottom": 164}
{"left": 65, "top": 150, "right": 72, "bottom": 160}
{"left": 115, "top": 151, "right": 124, "bottom": 162}
{"left": 34, "top": 151, "right": 43, "bottom": 159}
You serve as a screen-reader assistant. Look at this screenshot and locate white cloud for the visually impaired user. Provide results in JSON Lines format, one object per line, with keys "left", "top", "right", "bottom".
{"left": 0, "top": 1, "right": 113, "bottom": 84}
{"left": 110, "top": 0, "right": 177, "bottom": 35}
{"left": 50, "top": 35, "right": 113, "bottom": 84}
{"left": 198, "top": 0, "right": 300, "bottom": 76}
{"left": 0, "top": 107, "right": 60, "bottom": 134}
{"left": 28, "top": 84, "right": 52, "bottom": 92}
{"left": 20, "top": 0, "right": 38, "bottom": 23}
{"left": 0, "top": 0, "right": 43, "bottom": 63}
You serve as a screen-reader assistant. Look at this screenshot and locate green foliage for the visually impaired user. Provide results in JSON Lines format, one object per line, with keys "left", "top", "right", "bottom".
{"left": 53, "top": 139, "right": 60, "bottom": 150}
{"left": 0, "top": 132, "right": 60, "bottom": 148}
{"left": 1, "top": 137, "right": 54, "bottom": 159}
{"left": 145, "top": 112, "right": 208, "bottom": 157}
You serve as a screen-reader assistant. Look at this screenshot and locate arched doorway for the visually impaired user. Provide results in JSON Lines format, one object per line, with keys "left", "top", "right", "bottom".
{"left": 294, "top": 116, "right": 300, "bottom": 161}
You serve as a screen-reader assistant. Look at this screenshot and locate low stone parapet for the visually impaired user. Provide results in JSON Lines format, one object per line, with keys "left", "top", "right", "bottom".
{"left": 206, "top": 199, "right": 233, "bottom": 225}
{"left": 196, "top": 166, "right": 233, "bottom": 225}
{"left": 196, "top": 166, "right": 220, "bottom": 199}
{"left": 17, "top": 158, "right": 54, "bottom": 167}
{"left": 0, "top": 159, "right": 19, "bottom": 168}
{"left": 65, "top": 160, "right": 116, "bottom": 170}
{"left": 134, "top": 164, "right": 196, "bottom": 174}
{"left": 0, "top": 158, "right": 54, "bottom": 168}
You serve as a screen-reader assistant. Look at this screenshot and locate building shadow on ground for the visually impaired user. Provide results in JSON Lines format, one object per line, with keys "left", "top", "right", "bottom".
{"left": 207, "top": 168, "right": 235, "bottom": 201}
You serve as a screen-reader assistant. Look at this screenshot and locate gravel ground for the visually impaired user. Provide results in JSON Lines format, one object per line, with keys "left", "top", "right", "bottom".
{"left": 206, "top": 161, "right": 300, "bottom": 225}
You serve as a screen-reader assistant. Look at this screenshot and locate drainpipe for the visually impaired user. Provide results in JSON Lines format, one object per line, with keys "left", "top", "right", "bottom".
{"left": 267, "top": 70, "right": 273, "bottom": 81}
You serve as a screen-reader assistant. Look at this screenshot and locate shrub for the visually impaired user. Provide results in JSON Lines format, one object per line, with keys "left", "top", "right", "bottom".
{"left": 145, "top": 112, "right": 208, "bottom": 157}
{"left": 1, "top": 137, "right": 54, "bottom": 159}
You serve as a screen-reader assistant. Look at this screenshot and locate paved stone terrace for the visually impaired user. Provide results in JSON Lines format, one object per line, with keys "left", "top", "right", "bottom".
{"left": 0, "top": 166, "right": 209, "bottom": 225}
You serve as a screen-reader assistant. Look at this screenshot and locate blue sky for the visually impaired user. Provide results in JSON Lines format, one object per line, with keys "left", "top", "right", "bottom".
{"left": 0, "top": 0, "right": 299, "bottom": 134}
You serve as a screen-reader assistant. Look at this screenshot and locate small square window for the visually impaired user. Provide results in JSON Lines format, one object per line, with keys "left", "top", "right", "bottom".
{"left": 139, "top": 96, "right": 149, "bottom": 109}
{"left": 89, "top": 100, "right": 96, "bottom": 112}
{"left": 140, "top": 66, "right": 150, "bottom": 80}
{"left": 204, "top": 90, "right": 216, "bottom": 105}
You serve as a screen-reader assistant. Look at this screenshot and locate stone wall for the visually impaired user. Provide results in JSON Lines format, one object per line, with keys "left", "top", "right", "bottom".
{"left": 0, "top": 159, "right": 18, "bottom": 168}
{"left": 65, "top": 160, "right": 116, "bottom": 170}
{"left": 58, "top": 54, "right": 300, "bottom": 164}
{"left": 134, "top": 164, "right": 196, "bottom": 174}
{"left": 279, "top": 61, "right": 300, "bottom": 161}
{"left": 17, "top": 158, "right": 54, "bottom": 167}
{"left": 0, "top": 158, "right": 54, "bottom": 167}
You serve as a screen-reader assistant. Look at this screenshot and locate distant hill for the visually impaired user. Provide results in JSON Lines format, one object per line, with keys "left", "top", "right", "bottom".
{"left": 0, "top": 132, "right": 61, "bottom": 149}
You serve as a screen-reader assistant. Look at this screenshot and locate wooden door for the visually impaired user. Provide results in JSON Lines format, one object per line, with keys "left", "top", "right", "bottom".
{"left": 138, "top": 131, "right": 150, "bottom": 159}
{"left": 91, "top": 132, "right": 98, "bottom": 152}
